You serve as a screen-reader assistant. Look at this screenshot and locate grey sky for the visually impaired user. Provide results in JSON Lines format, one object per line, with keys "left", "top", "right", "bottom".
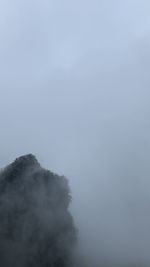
{"left": 1, "top": 0, "right": 150, "bottom": 265}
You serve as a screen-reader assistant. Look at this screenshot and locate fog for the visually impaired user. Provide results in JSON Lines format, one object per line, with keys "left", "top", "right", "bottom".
{"left": 0, "top": 0, "right": 150, "bottom": 265}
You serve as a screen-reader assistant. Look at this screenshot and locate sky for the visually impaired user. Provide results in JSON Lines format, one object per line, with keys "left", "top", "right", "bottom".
{"left": 1, "top": 0, "right": 150, "bottom": 265}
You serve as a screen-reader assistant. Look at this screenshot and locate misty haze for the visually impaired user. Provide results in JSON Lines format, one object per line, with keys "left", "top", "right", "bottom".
{"left": 0, "top": 0, "right": 150, "bottom": 266}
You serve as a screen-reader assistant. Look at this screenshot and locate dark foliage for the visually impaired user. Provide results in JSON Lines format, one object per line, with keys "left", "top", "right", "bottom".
{"left": 0, "top": 154, "right": 77, "bottom": 267}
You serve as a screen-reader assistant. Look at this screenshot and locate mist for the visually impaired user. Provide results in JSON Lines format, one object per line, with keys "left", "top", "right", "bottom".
{"left": 0, "top": 0, "right": 150, "bottom": 266}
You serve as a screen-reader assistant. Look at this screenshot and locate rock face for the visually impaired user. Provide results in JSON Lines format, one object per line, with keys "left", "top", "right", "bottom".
{"left": 0, "top": 154, "right": 76, "bottom": 267}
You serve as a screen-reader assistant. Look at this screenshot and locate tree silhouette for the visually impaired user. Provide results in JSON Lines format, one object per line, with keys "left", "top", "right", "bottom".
{"left": 0, "top": 154, "right": 77, "bottom": 267}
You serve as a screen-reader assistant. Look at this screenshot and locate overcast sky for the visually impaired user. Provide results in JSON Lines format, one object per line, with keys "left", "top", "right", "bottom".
{"left": 1, "top": 0, "right": 150, "bottom": 265}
